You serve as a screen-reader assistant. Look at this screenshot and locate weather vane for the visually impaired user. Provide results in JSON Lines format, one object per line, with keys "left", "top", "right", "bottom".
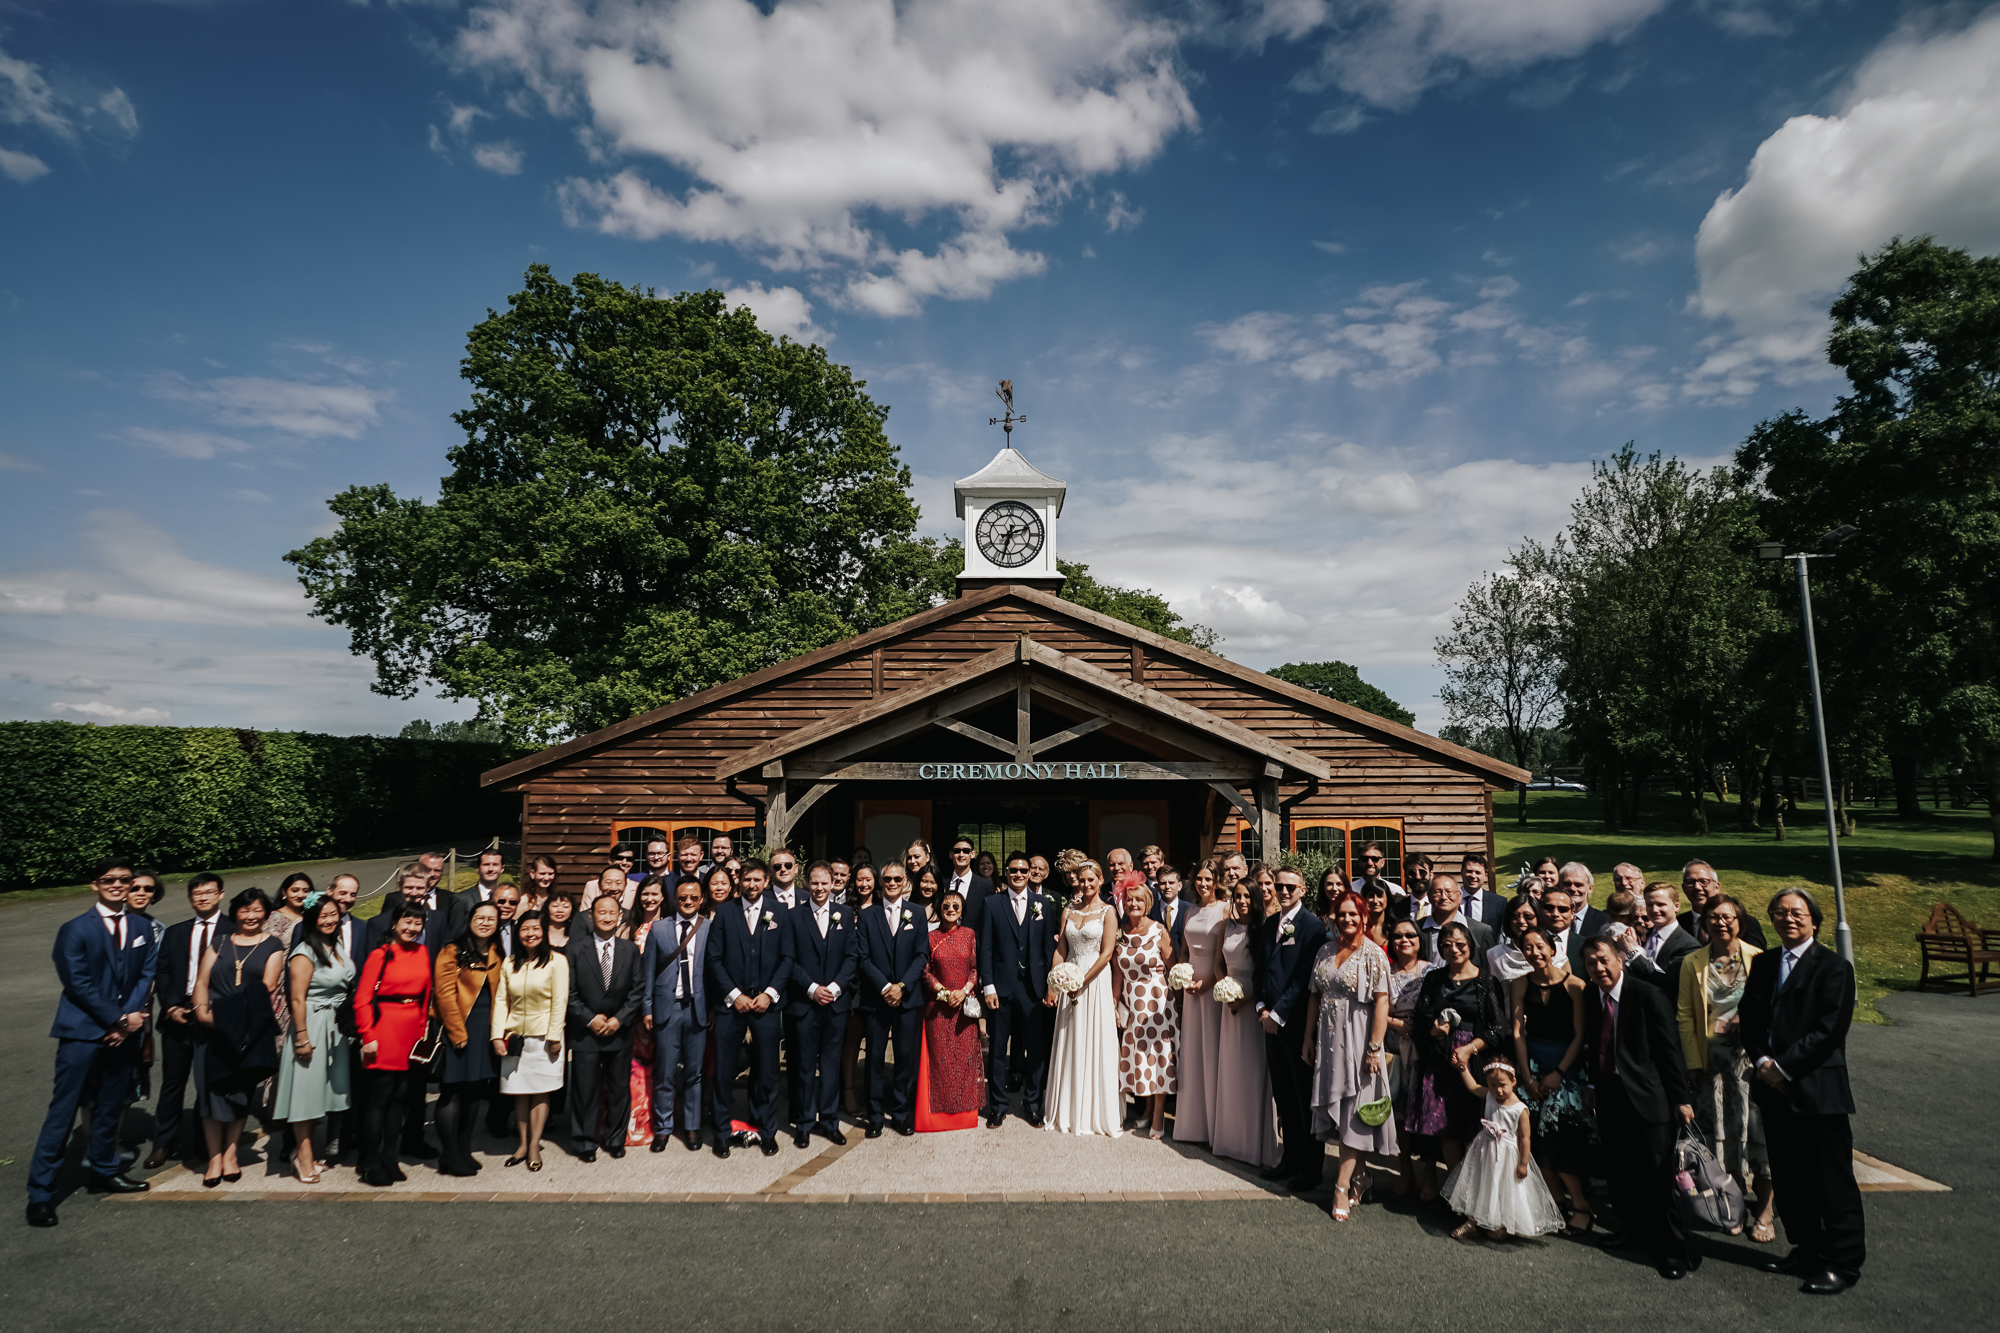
{"left": 988, "top": 379, "right": 1025, "bottom": 440}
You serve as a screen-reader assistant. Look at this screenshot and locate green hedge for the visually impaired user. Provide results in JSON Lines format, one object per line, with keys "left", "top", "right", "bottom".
{"left": 0, "top": 722, "right": 522, "bottom": 889}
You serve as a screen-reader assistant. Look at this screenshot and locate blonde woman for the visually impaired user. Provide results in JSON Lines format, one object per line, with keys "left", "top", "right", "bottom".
{"left": 1044, "top": 860, "right": 1121, "bottom": 1136}
{"left": 1677, "top": 895, "right": 1775, "bottom": 1242}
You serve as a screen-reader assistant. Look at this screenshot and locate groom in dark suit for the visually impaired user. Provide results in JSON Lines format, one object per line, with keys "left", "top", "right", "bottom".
{"left": 784, "top": 862, "right": 856, "bottom": 1147}
{"left": 857, "top": 862, "right": 929, "bottom": 1137}
{"left": 1741, "top": 888, "right": 1866, "bottom": 1295}
{"left": 1256, "top": 869, "right": 1329, "bottom": 1189}
{"left": 1582, "top": 936, "right": 1698, "bottom": 1279}
{"left": 979, "top": 853, "right": 1057, "bottom": 1127}
{"left": 705, "top": 860, "right": 794, "bottom": 1157}
{"left": 27, "top": 858, "right": 158, "bottom": 1226}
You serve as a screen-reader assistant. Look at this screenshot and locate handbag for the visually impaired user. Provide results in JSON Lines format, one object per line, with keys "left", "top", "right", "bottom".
{"left": 1356, "top": 1067, "right": 1393, "bottom": 1126}
{"left": 505, "top": 1034, "right": 524, "bottom": 1058}
{"left": 408, "top": 1016, "right": 445, "bottom": 1071}
{"left": 961, "top": 992, "right": 982, "bottom": 1019}
{"left": 1671, "top": 1121, "right": 1747, "bottom": 1233}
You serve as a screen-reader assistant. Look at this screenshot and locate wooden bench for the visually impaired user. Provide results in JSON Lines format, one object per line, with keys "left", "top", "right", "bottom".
{"left": 1917, "top": 903, "right": 2000, "bottom": 996}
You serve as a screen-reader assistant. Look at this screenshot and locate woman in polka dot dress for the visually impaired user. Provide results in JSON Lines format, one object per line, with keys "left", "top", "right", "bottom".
{"left": 1114, "top": 880, "right": 1179, "bottom": 1138}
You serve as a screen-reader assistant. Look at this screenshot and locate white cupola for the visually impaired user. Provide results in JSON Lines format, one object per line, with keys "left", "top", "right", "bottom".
{"left": 955, "top": 445, "right": 1066, "bottom": 594}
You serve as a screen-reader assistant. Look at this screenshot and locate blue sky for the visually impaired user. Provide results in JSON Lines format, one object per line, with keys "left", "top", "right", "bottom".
{"left": 5, "top": 0, "right": 1999, "bottom": 736}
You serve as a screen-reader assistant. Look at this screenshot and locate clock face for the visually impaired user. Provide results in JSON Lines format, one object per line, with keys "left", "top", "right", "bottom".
{"left": 975, "top": 500, "right": 1045, "bottom": 568}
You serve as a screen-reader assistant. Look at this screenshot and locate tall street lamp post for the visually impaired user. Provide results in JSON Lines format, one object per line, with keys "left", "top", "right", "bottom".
{"left": 1759, "top": 524, "right": 1859, "bottom": 966}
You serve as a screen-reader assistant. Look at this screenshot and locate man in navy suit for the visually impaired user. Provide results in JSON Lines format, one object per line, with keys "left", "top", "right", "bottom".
{"left": 943, "top": 836, "right": 995, "bottom": 928}
{"left": 643, "top": 878, "right": 711, "bottom": 1152}
{"left": 1741, "top": 889, "right": 1866, "bottom": 1296}
{"left": 857, "top": 861, "right": 929, "bottom": 1137}
{"left": 144, "top": 872, "right": 227, "bottom": 1169}
{"left": 1456, "top": 851, "right": 1509, "bottom": 931}
{"left": 784, "top": 862, "right": 856, "bottom": 1147}
{"left": 705, "top": 860, "right": 793, "bottom": 1157}
{"left": 1147, "top": 865, "right": 1191, "bottom": 956}
{"left": 978, "top": 852, "right": 1057, "bottom": 1127}
{"left": 27, "top": 858, "right": 158, "bottom": 1226}
{"left": 1256, "top": 868, "right": 1330, "bottom": 1189}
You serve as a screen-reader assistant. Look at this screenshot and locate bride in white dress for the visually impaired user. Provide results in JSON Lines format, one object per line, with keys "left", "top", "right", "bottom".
{"left": 1045, "top": 860, "right": 1124, "bottom": 1137}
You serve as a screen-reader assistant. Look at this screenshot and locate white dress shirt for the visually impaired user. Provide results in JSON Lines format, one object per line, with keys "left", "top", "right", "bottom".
{"left": 1645, "top": 919, "right": 1682, "bottom": 961}
{"left": 1260, "top": 904, "right": 1304, "bottom": 1024}
{"left": 809, "top": 901, "right": 842, "bottom": 1001}
{"left": 95, "top": 901, "right": 126, "bottom": 949}
{"left": 186, "top": 911, "right": 225, "bottom": 996}
{"left": 724, "top": 897, "right": 782, "bottom": 1006}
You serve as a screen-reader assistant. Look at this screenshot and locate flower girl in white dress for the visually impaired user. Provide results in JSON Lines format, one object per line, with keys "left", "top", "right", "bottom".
{"left": 1439, "top": 1059, "right": 1564, "bottom": 1239}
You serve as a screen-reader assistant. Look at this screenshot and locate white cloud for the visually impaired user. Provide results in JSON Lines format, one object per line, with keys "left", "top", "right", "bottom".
{"left": 1283, "top": 0, "right": 1669, "bottom": 112}
{"left": 1059, "top": 434, "right": 1594, "bottom": 722}
{"left": 456, "top": 0, "right": 1196, "bottom": 315}
{"left": 0, "top": 145, "right": 49, "bottom": 182}
{"left": 148, "top": 375, "right": 384, "bottom": 439}
{"left": 51, "top": 699, "right": 171, "bottom": 724}
{"left": 0, "top": 41, "right": 140, "bottom": 165}
{"left": 472, "top": 141, "right": 524, "bottom": 174}
{"left": 120, "top": 427, "right": 256, "bottom": 459}
{"left": 0, "top": 449, "right": 42, "bottom": 471}
{"left": 720, "top": 281, "right": 828, "bottom": 344}
{"left": 1688, "top": 9, "right": 2000, "bottom": 400}
{"left": 0, "top": 509, "right": 312, "bottom": 627}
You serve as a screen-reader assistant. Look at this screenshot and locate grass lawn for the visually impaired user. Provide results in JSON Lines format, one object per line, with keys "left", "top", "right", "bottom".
{"left": 1496, "top": 790, "right": 2000, "bottom": 1021}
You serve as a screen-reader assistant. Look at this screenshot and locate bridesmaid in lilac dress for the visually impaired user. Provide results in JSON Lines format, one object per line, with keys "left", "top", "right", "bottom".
{"left": 1209, "top": 879, "right": 1279, "bottom": 1169}
{"left": 1173, "top": 862, "right": 1227, "bottom": 1146}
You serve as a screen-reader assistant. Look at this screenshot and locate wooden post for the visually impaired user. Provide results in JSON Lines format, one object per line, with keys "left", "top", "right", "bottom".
{"left": 1255, "top": 767, "right": 1281, "bottom": 865}
{"left": 1015, "top": 672, "right": 1032, "bottom": 763}
{"left": 763, "top": 760, "right": 788, "bottom": 853}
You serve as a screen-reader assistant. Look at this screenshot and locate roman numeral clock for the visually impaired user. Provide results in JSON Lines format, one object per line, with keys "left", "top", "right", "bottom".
{"left": 956, "top": 381, "right": 1066, "bottom": 594}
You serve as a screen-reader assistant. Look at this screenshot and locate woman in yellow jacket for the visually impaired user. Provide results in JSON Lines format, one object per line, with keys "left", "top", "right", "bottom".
{"left": 491, "top": 913, "right": 569, "bottom": 1171}
{"left": 1675, "top": 894, "right": 1775, "bottom": 1242}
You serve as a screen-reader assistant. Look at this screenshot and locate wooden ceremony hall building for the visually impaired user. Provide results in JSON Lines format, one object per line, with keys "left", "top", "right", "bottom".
{"left": 482, "top": 583, "right": 1528, "bottom": 886}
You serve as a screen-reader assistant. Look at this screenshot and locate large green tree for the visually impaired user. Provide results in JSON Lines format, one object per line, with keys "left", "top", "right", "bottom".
{"left": 287, "top": 268, "right": 943, "bottom": 743}
{"left": 1738, "top": 236, "right": 2000, "bottom": 854}
{"left": 1267, "top": 661, "right": 1414, "bottom": 726}
{"left": 1435, "top": 570, "right": 1560, "bottom": 824}
{"left": 1521, "top": 445, "right": 1779, "bottom": 834}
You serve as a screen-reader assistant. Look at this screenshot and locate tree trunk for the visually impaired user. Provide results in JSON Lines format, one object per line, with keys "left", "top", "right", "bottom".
{"left": 1683, "top": 770, "right": 1709, "bottom": 836}
{"left": 1738, "top": 744, "right": 1768, "bottom": 830}
{"left": 1626, "top": 760, "right": 1647, "bottom": 827}
{"left": 1759, "top": 764, "right": 1779, "bottom": 825}
{"left": 1890, "top": 753, "right": 1922, "bottom": 819}
{"left": 1599, "top": 751, "right": 1621, "bottom": 833}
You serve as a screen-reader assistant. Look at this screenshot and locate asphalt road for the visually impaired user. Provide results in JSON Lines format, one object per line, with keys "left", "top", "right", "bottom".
{"left": 1, "top": 884, "right": 1991, "bottom": 1333}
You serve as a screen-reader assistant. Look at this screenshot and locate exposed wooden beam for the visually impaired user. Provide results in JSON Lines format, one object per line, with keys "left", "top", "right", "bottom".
{"left": 1015, "top": 673, "right": 1032, "bottom": 764}
{"left": 788, "top": 781, "right": 838, "bottom": 827}
{"left": 1028, "top": 715, "right": 1111, "bottom": 757}
{"left": 766, "top": 782, "right": 789, "bottom": 851}
{"left": 789, "top": 760, "right": 1258, "bottom": 781}
{"left": 1209, "top": 780, "right": 1256, "bottom": 823}
{"left": 1022, "top": 639, "right": 1332, "bottom": 780}
{"left": 1256, "top": 773, "right": 1281, "bottom": 863}
{"left": 932, "top": 717, "right": 1017, "bottom": 756}
{"left": 1029, "top": 674, "right": 1243, "bottom": 766}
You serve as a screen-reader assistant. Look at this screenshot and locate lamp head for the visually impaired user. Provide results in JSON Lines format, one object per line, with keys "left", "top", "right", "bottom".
{"left": 1756, "top": 541, "right": 1785, "bottom": 562}
{"left": 1821, "top": 523, "right": 1859, "bottom": 550}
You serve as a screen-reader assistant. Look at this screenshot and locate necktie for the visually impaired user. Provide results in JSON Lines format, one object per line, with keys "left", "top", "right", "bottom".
{"left": 1014, "top": 894, "right": 1025, "bottom": 925}
{"left": 1779, "top": 949, "right": 1795, "bottom": 990}
{"left": 600, "top": 940, "right": 613, "bottom": 991}
{"left": 677, "top": 918, "right": 692, "bottom": 998}
{"left": 1598, "top": 995, "right": 1617, "bottom": 1072}
{"left": 197, "top": 919, "right": 213, "bottom": 966}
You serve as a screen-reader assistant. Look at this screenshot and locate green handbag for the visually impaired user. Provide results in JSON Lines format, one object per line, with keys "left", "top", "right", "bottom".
{"left": 1356, "top": 1068, "right": 1393, "bottom": 1126}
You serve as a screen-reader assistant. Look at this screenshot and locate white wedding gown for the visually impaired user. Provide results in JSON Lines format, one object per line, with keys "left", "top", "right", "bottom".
{"left": 1045, "top": 908, "right": 1124, "bottom": 1137}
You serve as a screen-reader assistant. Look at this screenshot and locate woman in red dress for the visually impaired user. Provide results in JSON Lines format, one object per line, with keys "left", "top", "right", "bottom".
{"left": 354, "top": 904, "right": 433, "bottom": 1188}
{"left": 915, "top": 890, "right": 983, "bottom": 1132}
{"left": 624, "top": 882, "right": 666, "bottom": 1146}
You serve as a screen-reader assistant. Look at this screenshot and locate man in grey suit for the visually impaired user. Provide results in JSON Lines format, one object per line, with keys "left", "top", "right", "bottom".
{"left": 642, "top": 878, "right": 710, "bottom": 1151}
{"left": 1417, "top": 873, "right": 1496, "bottom": 962}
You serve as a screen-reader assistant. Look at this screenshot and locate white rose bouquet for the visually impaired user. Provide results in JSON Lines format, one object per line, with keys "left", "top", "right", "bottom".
{"left": 1046, "top": 962, "right": 1086, "bottom": 997}
{"left": 1211, "top": 977, "right": 1245, "bottom": 1005}
{"left": 1167, "top": 963, "right": 1195, "bottom": 990}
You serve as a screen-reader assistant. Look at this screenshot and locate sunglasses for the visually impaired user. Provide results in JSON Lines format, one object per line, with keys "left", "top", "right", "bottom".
{"left": 95, "top": 875, "right": 135, "bottom": 886}
{"left": 773, "top": 861, "right": 796, "bottom": 869}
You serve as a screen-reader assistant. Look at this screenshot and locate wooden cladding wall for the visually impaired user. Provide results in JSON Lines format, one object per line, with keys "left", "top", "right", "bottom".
{"left": 513, "top": 593, "right": 1502, "bottom": 882}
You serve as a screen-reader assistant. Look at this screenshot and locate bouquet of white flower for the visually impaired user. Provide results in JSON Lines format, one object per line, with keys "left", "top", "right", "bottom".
{"left": 1167, "top": 963, "right": 1194, "bottom": 990}
{"left": 1211, "top": 977, "right": 1245, "bottom": 1005}
{"left": 1047, "top": 962, "right": 1086, "bottom": 995}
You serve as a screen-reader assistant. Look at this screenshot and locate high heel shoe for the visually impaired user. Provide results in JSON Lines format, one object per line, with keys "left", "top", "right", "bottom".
{"left": 1331, "top": 1186, "right": 1351, "bottom": 1221}
{"left": 201, "top": 1174, "right": 222, "bottom": 1189}
{"left": 221, "top": 1172, "right": 241, "bottom": 1183}
{"left": 527, "top": 1154, "right": 543, "bottom": 1172}
{"left": 505, "top": 1154, "right": 527, "bottom": 1168}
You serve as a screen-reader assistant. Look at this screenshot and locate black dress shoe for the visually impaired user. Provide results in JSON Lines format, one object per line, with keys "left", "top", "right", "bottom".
{"left": 603, "top": 1143, "right": 626, "bottom": 1159}
{"left": 1802, "top": 1269, "right": 1858, "bottom": 1296}
{"left": 650, "top": 1137, "right": 670, "bottom": 1153}
{"left": 142, "top": 1148, "right": 170, "bottom": 1171}
{"left": 1762, "top": 1250, "right": 1816, "bottom": 1275}
{"left": 794, "top": 1130, "right": 812, "bottom": 1149}
{"left": 761, "top": 1141, "right": 781, "bottom": 1157}
{"left": 577, "top": 1149, "right": 598, "bottom": 1164}
{"left": 1024, "top": 1112, "right": 1044, "bottom": 1129}
{"left": 684, "top": 1133, "right": 702, "bottom": 1152}
{"left": 865, "top": 1123, "right": 883, "bottom": 1139}
{"left": 25, "top": 1201, "right": 57, "bottom": 1227}
{"left": 985, "top": 1114, "right": 1005, "bottom": 1129}
{"left": 86, "top": 1173, "right": 151, "bottom": 1195}
{"left": 893, "top": 1120, "right": 914, "bottom": 1137}
{"left": 712, "top": 1143, "right": 731, "bottom": 1159}
{"left": 819, "top": 1127, "right": 849, "bottom": 1146}
{"left": 1658, "top": 1255, "right": 1688, "bottom": 1280}
{"left": 1258, "top": 1165, "right": 1292, "bottom": 1182}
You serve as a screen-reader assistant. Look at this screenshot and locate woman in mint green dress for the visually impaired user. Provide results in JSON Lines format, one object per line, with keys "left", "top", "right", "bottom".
{"left": 273, "top": 895, "right": 357, "bottom": 1183}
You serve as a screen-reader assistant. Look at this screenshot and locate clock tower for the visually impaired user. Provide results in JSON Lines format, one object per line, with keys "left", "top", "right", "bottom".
{"left": 955, "top": 444, "right": 1066, "bottom": 595}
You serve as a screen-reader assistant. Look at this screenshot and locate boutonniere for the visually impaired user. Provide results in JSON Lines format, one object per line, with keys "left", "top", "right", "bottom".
{"left": 1031, "top": 903, "right": 1044, "bottom": 921}
{"left": 763, "top": 911, "right": 776, "bottom": 927}
{"left": 1280, "top": 922, "right": 1296, "bottom": 942}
